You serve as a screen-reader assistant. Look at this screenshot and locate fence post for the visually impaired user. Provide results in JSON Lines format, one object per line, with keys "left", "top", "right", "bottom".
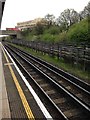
{"left": 83, "top": 44, "right": 86, "bottom": 71}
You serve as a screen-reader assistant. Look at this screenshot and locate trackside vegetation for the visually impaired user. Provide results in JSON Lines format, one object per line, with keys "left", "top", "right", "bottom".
{"left": 67, "top": 18, "right": 89, "bottom": 43}
{"left": 21, "top": 17, "right": 89, "bottom": 44}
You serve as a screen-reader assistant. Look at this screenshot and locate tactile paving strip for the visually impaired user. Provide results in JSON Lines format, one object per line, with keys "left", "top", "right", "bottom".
{"left": 2, "top": 52, "right": 28, "bottom": 119}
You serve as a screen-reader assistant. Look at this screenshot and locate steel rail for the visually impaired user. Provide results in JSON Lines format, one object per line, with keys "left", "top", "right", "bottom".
{"left": 15, "top": 46, "right": 90, "bottom": 95}
{"left": 6, "top": 44, "right": 90, "bottom": 108}
{"left": 5, "top": 45, "right": 68, "bottom": 120}
{"left": 5, "top": 45, "right": 90, "bottom": 115}
{"left": 8, "top": 44, "right": 90, "bottom": 93}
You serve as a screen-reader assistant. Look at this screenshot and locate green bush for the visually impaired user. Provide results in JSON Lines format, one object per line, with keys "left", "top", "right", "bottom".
{"left": 44, "top": 26, "right": 60, "bottom": 35}
{"left": 58, "top": 31, "right": 68, "bottom": 42}
{"left": 67, "top": 18, "right": 89, "bottom": 43}
{"left": 41, "top": 33, "right": 55, "bottom": 43}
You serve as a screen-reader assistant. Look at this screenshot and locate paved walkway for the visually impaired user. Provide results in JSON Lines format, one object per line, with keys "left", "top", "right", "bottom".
{"left": 0, "top": 42, "right": 11, "bottom": 119}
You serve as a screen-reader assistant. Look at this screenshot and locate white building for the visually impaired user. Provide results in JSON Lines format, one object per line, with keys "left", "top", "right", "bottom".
{"left": 16, "top": 18, "right": 48, "bottom": 30}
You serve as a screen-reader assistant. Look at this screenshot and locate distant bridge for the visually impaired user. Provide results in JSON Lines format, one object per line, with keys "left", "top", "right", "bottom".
{"left": 0, "top": 30, "right": 22, "bottom": 39}
{"left": 0, "top": 30, "right": 17, "bottom": 35}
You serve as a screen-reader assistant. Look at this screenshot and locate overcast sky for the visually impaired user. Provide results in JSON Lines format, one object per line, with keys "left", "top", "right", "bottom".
{"left": 1, "top": 0, "right": 90, "bottom": 30}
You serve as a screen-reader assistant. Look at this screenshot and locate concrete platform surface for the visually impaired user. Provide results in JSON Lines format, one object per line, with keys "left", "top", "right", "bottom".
{"left": 0, "top": 42, "right": 11, "bottom": 119}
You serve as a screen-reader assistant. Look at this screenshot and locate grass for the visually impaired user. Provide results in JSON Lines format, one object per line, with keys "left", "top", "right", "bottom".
{"left": 10, "top": 43, "right": 90, "bottom": 82}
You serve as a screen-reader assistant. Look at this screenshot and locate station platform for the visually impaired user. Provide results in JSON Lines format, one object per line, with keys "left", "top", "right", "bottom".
{"left": 0, "top": 42, "right": 52, "bottom": 119}
{"left": 0, "top": 42, "right": 11, "bottom": 119}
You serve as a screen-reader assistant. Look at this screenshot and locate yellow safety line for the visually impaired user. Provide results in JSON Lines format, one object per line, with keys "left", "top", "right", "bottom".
{"left": 2, "top": 48, "right": 35, "bottom": 119}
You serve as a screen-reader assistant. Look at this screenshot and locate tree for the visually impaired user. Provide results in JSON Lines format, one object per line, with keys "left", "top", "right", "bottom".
{"left": 80, "top": 2, "right": 90, "bottom": 19}
{"left": 35, "top": 22, "right": 44, "bottom": 35}
{"left": 21, "top": 29, "right": 30, "bottom": 36}
{"left": 56, "top": 16, "right": 68, "bottom": 30}
{"left": 57, "top": 9, "right": 80, "bottom": 30}
{"left": 44, "top": 14, "right": 55, "bottom": 27}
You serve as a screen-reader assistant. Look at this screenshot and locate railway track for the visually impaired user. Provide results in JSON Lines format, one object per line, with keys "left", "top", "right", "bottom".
{"left": 4, "top": 44, "right": 90, "bottom": 120}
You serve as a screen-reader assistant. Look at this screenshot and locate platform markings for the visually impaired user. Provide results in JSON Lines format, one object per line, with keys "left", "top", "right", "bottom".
{"left": 4, "top": 62, "right": 13, "bottom": 66}
{"left": 2, "top": 47, "right": 35, "bottom": 119}
{"left": 2, "top": 44, "right": 53, "bottom": 119}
